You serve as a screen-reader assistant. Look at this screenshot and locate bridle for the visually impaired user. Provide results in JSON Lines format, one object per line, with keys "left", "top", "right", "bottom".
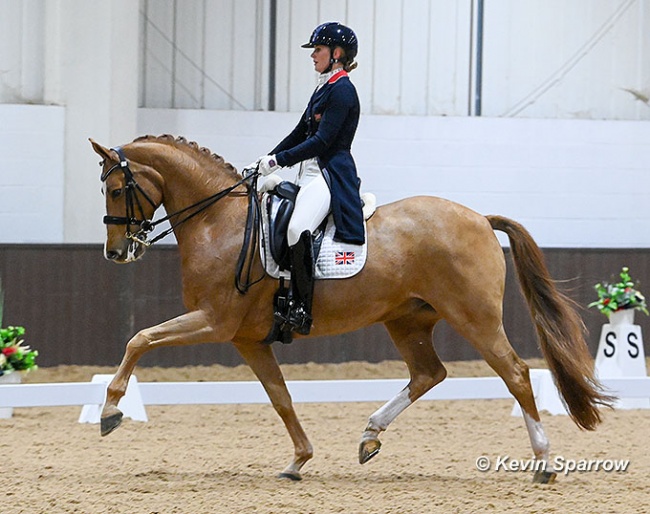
{"left": 100, "top": 146, "right": 263, "bottom": 293}
{"left": 101, "top": 147, "right": 158, "bottom": 244}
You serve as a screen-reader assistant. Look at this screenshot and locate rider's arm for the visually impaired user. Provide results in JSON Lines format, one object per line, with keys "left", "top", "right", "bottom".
{"left": 273, "top": 86, "right": 354, "bottom": 168}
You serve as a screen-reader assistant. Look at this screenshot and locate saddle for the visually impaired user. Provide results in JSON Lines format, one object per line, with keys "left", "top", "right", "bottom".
{"left": 261, "top": 181, "right": 374, "bottom": 344}
{"left": 261, "top": 182, "right": 371, "bottom": 280}
{"left": 265, "top": 181, "right": 324, "bottom": 272}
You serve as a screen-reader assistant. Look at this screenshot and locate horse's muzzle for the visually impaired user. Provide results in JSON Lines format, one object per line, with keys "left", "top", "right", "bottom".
{"left": 105, "top": 250, "right": 122, "bottom": 261}
{"left": 104, "top": 240, "right": 146, "bottom": 263}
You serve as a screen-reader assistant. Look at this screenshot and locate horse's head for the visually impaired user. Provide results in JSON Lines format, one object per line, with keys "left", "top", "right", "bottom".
{"left": 90, "top": 139, "right": 164, "bottom": 263}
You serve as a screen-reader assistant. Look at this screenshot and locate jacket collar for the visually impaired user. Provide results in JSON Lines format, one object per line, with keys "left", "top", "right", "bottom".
{"left": 316, "top": 68, "right": 348, "bottom": 89}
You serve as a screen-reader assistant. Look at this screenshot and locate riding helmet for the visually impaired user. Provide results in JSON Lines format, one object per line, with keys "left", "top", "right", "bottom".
{"left": 301, "top": 22, "right": 358, "bottom": 60}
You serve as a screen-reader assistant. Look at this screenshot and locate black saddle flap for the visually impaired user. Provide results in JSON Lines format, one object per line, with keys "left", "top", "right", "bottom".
{"left": 266, "top": 181, "right": 300, "bottom": 270}
{"left": 275, "top": 181, "right": 300, "bottom": 202}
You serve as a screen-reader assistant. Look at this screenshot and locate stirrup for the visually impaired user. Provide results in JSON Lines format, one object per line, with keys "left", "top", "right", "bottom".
{"left": 263, "top": 314, "right": 294, "bottom": 345}
{"left": 286, "top": 303, "right": 313, "bottom": 335}
{"left": 273, "top": 302, "right": 312, "bottom": 336}
{"left": 262, "top": 324, "right": 294, "bottom": 345}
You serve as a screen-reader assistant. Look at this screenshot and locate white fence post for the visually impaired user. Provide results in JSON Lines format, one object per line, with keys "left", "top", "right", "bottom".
{"left": 78, "top": 375, "right": 148, "bottom": 424}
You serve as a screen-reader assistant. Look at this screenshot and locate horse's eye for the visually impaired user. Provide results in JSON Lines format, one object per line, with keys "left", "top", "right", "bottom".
{"left": 111, "top": 188, "right": 123, "bottom": 199}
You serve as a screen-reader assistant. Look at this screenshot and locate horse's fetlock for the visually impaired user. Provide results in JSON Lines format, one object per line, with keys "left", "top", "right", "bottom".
{"left": 298, "top": 443, "right": 314, "bottom": 461}
{"left": 105, "top": 385, "right": 124, "bottom": 401}
{"left": 362, "top": 423, "right": 382, "bottom": 438}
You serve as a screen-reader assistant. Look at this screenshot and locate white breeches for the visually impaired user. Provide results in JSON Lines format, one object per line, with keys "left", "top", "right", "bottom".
{"left": 287, "top": 159, "right": 331, "bottom": 246}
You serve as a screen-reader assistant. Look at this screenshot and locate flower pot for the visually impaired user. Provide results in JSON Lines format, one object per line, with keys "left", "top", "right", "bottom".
{"left": 609, "top": 309, "right": 635, "bottom": 326}
{"left": 0, "top": 372, "right": 21, "bottom": 419}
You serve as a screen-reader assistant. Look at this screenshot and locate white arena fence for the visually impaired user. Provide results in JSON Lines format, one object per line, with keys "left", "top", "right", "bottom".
{"left": 1, "top": 371, "right": 649, "bottom": 423}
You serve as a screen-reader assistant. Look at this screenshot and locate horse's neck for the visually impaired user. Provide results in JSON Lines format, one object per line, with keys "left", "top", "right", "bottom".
{"left": 154, "top": 152, "right": 246, "bottom": 259}
{"left": 157, "top": 158, "right": 229, "bottom": 214}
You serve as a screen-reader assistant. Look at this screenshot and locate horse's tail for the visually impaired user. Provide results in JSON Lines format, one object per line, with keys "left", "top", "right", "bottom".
{"left": 487, "top": 215, "right": 613, "bottom": 430}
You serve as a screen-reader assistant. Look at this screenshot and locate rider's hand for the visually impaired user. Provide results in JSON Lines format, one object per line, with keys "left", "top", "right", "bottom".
{"left": 258, "top": 173, "right": 283, "bottom": 193}
{"left": 258, "top": 155, "right": 280, "bottom": 176}
{"left": 242, "top": 159, "right": 260, "bottom": 178}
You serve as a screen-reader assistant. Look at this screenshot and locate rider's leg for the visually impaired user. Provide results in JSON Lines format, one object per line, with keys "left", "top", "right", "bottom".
{"left": 286, "top": 173, "right": 330, "bottom": 247}
{"left": 285, "top": 230, "right": 315, "bottom": 335}
{"left": 281, "top": 173, "right": 330, "bottom": 334}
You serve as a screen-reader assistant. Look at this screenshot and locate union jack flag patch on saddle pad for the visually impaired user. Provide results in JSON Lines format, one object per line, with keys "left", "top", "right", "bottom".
{"left": 261, "top": 214, "right": 367, "bottom": 280}
{"left": 335, "top": 251, "right": 355, "bottom": 265}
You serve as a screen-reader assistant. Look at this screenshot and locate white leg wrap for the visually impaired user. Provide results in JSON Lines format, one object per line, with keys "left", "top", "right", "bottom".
{"left": 366, "top": 388, "right": 412, "bottom": 433}
{"left": 523, "top": 411, "right": 550, "bottom": 462}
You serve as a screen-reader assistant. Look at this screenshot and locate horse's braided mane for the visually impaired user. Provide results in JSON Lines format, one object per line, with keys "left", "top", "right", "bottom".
{"left": 133, "top": 134, "right": 238, "bottom": 176}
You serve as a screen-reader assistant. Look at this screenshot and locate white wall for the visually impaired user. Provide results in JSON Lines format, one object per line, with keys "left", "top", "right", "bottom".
{"left": 2, "top": 105, "right": 649, "bottom": 247}
{"left": 0, "top": 105, "right": 64, "bottom": 243}
{"left": 2, "top": 1, "right": 649, "bottom": 246}
{"left": 483, "top": 0, "right": 650, "bottom": 119}
{"left": 43, "top": 0, "right": 140, "bottom": 243}
{"left": 3, "top": 1, "right": 650, "bottom": 119}
{"left": 0, "top": 0, "right": 46, "bottom": 104}
{"left": 137, "top": 108, "right": 650, "bottom": 248}
{"left": 135, "top": 0, "right": 650, "bottom": 118}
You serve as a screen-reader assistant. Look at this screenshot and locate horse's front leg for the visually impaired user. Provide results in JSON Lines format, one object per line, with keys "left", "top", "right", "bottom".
{"left": 101, "top": 310, "right": 216, "bottom": 436}
{"left": 233, "top": 341, "right": 313, "bottom": 480}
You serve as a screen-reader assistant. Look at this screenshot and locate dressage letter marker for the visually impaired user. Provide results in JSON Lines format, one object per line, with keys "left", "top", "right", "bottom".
{"left": 594, "top": 311, "right": 649, "bottom": 409}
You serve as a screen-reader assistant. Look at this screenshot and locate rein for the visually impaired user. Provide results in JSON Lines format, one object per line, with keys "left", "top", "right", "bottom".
{"left": 101, "top": 147, "right": 264, "bottom": 293}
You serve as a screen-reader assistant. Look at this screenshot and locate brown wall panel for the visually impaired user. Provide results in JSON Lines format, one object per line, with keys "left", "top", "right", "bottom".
{"left": 1, "top": 245, "right": 649, "bottom": 368}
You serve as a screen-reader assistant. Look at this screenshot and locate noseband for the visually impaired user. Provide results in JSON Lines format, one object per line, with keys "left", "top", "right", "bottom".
{"left": 100, "top": 147, "right": 262, "bottom": 293}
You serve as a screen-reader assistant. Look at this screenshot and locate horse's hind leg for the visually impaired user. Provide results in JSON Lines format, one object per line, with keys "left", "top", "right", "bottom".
{"left": 359, "top": 310, "right": 446, "bottom": 464}
{"left": 234, "top": 340, "right": 313, "bottom": 481}
{"left": 458, "top": 323, "right": 557, "bottom": 484}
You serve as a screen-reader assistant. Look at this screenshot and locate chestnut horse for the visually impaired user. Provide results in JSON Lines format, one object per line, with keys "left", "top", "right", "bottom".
{"left": 90, "top": 135, "right": 610, "bottom": 483}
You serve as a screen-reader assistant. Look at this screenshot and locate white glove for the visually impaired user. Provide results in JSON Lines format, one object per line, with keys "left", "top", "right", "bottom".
{"left": 258, "top": 155, "right": 280, "bottom": 176}
{"left": 242, "top": 159, "right": 260, "bottom": 178}
{"left": 258, "top": 173, "right": 283, "bottom": 193}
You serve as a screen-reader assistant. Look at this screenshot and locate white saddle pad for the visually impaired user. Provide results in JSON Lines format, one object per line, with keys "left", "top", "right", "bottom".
{"left": 260, "top": 204, "right": 368, "bottom": 280}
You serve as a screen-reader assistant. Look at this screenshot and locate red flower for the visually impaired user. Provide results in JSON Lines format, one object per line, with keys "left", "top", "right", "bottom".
{"left": 603, "top": 298, "right": 611, "bottom": 305}
{"left": 2, "top": 347, "right": 17, "bottom": 356}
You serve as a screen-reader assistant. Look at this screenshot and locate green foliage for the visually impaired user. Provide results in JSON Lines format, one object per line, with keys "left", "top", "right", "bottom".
{"left": 588, "top": 267, "right": 649, "bottom": 318}
{"left": 0, "top": 280, "right": 38, "bottom": 376}
{"left": 0, "top": 325, "right": 38, "bottom": 376}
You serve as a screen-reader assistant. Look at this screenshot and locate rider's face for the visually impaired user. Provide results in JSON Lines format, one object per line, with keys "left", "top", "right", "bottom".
{"left": 311, "top": 45, "right": 332, "bottom": 73}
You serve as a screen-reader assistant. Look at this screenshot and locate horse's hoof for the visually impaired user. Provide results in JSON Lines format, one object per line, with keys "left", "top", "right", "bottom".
{"left": 532, "top": 469, "right": 557, "bottom": 484}
{"left": 359, "top": 438, "right": 381, "bottom": 464}
{"left": 278, "top": 472, "right": 302, "bottom": 481}
{"left": 100, "top": 409, "right": 124, "bottom": 437}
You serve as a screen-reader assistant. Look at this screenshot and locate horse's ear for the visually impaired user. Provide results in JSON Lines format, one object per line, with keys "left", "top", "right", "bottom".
{"left": 89, "top": 138, "right": 118, "bottom": 162}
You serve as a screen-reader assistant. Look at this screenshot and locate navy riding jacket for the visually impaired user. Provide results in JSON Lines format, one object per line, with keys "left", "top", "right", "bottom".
{"left": 271, "top": 70, "right": 365, "bottom": 245}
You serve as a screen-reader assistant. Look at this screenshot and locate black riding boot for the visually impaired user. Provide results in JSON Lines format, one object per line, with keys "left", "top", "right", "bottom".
{"left": 285, "top": 230, "right": 315, "bottom": 335}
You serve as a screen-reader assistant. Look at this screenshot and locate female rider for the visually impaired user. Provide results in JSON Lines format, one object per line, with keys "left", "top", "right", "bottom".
{"left": 248, "top": 22, "right": 365, "bottom": 336}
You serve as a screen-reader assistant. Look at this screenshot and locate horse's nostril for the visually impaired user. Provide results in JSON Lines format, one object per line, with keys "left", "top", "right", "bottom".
{"left": 105, "top": 250, "right": 121, "bottom": 260}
